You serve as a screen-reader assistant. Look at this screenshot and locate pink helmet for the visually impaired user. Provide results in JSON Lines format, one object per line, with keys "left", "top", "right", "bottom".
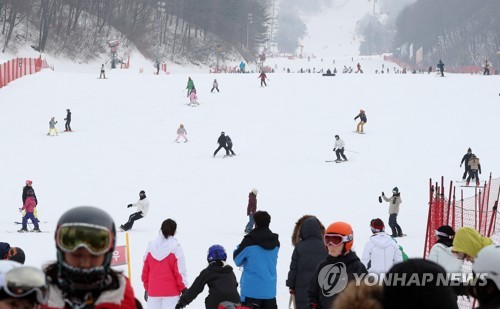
{"left": 26, "top": 180, "right": 32, "bottom": 185}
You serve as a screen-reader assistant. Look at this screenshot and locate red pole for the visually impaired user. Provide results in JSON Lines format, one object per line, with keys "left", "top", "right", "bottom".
{"left": 475, "top": 188, "right": 478, "bottom": 229}
{"left": 452, "top": 186, "right": 456, "bottom": 229}
{"left": 447, "top": 180, "right": 453, "bottom": 224}
{"left": 424, "top": 178, "right": 434, "bottom": 258}
{"left": 461, "top": 190, "right": 464, "bottom": 227}
{"left": 0, "top": 63, "right": 3, "bottom": 89}
{"left": 7, "top": 60, "right": 11, "bottom": 85}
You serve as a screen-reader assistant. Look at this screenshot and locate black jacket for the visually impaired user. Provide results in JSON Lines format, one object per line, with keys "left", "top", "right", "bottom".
{"left": 225, "top": 136, "right": 233, "bottom": 146}
{"left": 180, "top": 262, "right": 240, "bottom": 309}
{"left": 233, "top": 227, "right": 280, "bottom": 259}
{"left": 217, "top": 134, "right": 226, "bottom": 146}
{"left": 354, "top": 113, "right": 367, "bottom": 123}
{"left": 65, "top": 111, "right": 71, "bottom": 121}
{"left": 461, "top": 153, "right": 472, "bottom": 166}
{"left": 22, "top": 186, "right": 37, "bottom": 205}
{"left": 308, "top": 251, "right": 367, "bottom": 309}
{"left": 286, "top": 218, "right": 327, "bottom": 309}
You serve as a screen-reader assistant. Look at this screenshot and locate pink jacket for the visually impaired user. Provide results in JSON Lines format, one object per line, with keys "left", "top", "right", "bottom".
{"left": 142, "top": 234, "right": 188, "bottom": 297}
{"left": 22, "top": 197, "right": 36, "bottom": 212}
{"left": 189, "top": 91, "right": 198, "bottom": 102}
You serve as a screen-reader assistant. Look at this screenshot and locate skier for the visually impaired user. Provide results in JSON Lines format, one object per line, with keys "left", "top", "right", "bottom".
{"left": 356, "top": 63, "right": 363, "bottom": 73}
{"left": 156, "top": 61, "right": 161, "bottom": 75}
{"left": 175, "top": 124, "right": 188, "bottom": 143}
{"left": 47, "top": 117, "right": 58, "bottom": 136}
{"left": 120, "top": 190, "right": 149, "bottom": 231}
{"left": 244, "top": 189, "right": 258, "bottom": 233}
{"left": 428, "top": 66, "right": 433, "bottom": 74}
{"left": 258, "top": 71, "right": 268, "bottom": 87}
{"left": 460, "top": 147, "right": 473, "bottom": 181}
{"left": 186, "top": 77, "right": 195, "bottom": 97}
{"left": 19, "top": 180, "right": 40, "bottom": 232}
{"left": 99, "top": 64, "right": 106, "bottom": 79}
{"left": 354, "top": 109, "right": 367, "bottom": 133}
{"left": 466, "top": 154, "right": 481, "bottom": 186}
{"left": 239, "top": 61, "right": 246, "bottom": 73}
{"left": 333, "top": 134, "right": 348, "bottom": 162}
{"left": 379, "top": 187, "right": 404, "bottom": 237}
{"left": 308, "top": 221, "right": 367, "bottom": 308}
{"left": 211, "top": 79, "right": 220, "bottom": 92}
{"left": 225, "top": 134, "right": 236, "bottom": 156}
{"left": 44, "top": 206, "right": 139, "bottom": 307}
{"left": 64, "top": 108, "right": 72, "bottom": 132}
{"left": 483, "top": 60, "right": 490, "bottom": 75}
{"left": 361, "top": 218, "right": 403, "bottom": 274}
{"left": 189, "top": 88, "right": 199, "bottom": 105}
{"left": 175, "top": 245, "right": 240, "bottom": 309}
{"left": 437, "top": 59, "right": 445, "bottom": 77}
{"left": 142, "top": 219, "right": 188, "bottom": 308}
{"left": 213, "top": 132, "right": 229, "bottom": 158}
{"left": 427, "top": 225, "right": 462, "bottom": 273}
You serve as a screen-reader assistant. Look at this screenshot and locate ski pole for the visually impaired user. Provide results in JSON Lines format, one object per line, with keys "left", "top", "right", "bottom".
{"left": 345, "top": 149, "right": 360, "bottom": 154}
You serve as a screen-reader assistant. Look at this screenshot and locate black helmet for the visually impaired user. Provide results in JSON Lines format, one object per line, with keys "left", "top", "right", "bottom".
{"left": 55, "top": 206, "right": 116, "bottom": 292}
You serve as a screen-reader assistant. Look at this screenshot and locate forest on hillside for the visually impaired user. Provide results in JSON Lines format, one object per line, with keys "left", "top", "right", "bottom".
{"left": 0, "top": 0, "right": 272, "bottom": 63}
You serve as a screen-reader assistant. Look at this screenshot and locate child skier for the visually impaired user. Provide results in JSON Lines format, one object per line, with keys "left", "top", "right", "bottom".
{"left": 175, "top": 245, "right": 240, "bottom": 309}
{"left": 466, "top": 154, "right": 481, "bottom": 186}
{"left": 47, "top": 117, "right": 58, "bottom": 136}
{"left": 211, "top": 79, "right": 220, "bottom": 92}
{"left": 175, "top": 124, "right": 188, "bottom": 143}
{"left": 189, "top": 88, "right": 199, "bottom": 105}
{"left": 244, "top": 189, "right": 258, "bottom": 234}
{"left": 354, "top": 109, "right": 367, "bottom": 133}
{"left": 225, "top": 134, "right": 236, "bottom": 156}
{"left": 19, "top": 180, "right": 41, "bottom": 232}
{"left": 186, "top": 77, "right": 195, "bottom": 97}
{"left": 99, "top": 64, "right": 106, "bottom": 79}
{"left": 258, "top": 71, "right": 267, "bottom": 87}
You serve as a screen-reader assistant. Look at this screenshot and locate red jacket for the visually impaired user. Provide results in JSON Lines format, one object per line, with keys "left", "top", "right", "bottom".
{"left": 247, "top": 193, "right": 257, "bottom": 215}
{"left": 42, "top": 275, "right": 137, "bottom": 308}
{"left": 142, "top": 234, "right": 188, "bottom": 297}
{"left": 22, "top": 197, "right": 36, "bottom": 212}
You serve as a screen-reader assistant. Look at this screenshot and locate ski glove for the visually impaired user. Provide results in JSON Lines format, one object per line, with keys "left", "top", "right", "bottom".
{"left": 127, "top": 204, "right": 133, "bottom": 208}
{"left": 381, "top": 192, "right": 385, "bottom": 196}
{"left": 289, "top": 288, "right": 295, "bottom": 295}
{"left": 333, "top": 148, "right": 336, "bottom": 151}
{"left": 144, "top": 291, "right": 148, "bottom": 302}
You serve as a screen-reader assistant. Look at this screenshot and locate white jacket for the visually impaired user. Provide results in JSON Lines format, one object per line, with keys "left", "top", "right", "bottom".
{"left": 427, "top": 243, "right": 462, "bottom": 273}
{"left": 334, "top": 138, "right": 345, "bottom": 149}
{"left": 133, "top": 198, "right": 150, "bottom": 216}
{"left": 361, "top": 232, "right": 403, "bottom": 274}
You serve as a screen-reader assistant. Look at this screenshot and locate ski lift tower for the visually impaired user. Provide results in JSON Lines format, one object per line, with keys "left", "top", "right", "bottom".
{"left": 108, "top": 40, "right": 120, "bottom": 69}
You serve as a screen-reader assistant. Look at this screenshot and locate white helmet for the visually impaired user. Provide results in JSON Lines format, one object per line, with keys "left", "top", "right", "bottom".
{"left": 472, "top": 244, "right": 500, "bottom": 289}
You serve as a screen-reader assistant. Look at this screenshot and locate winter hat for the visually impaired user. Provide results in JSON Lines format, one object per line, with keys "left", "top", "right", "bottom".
{"left": 360, "top": 109, "right": 365, "bottom": 113}
{"left": 25, "top": 180, "right": 32, "bottom": 186}
{"left": 370, "top": 218, "right": 385, "bottom": 233}
{"left": 3, "top": 247, "right": 25, "bottom": 265}
{"left": 467, "top": 148, "right": 472, "bottom": 153}
{"left": 251, "top": 188, "right": 258, "bottom": 195}
{"left": 335, "top": 135, "right": 339, "bottom": 138}
{"left": 221, "top": 131, "right": 225, "bottom": 135}
{"left": 254, "top": 211, "right": 271, "bottom": 228}
{"left": 452, "top": 227, "right": 494, "bottom": 259}
{"left": 207, "top": 245, "right": 227, "bottom": 262}
{"left": 392, "top": 187, "right": 399, "bottom": 194}
{"left": 383, "top": 259, "right": 459, "bottom": 309}
{"left": 435, "top": 225, "right": 455, "bottom": 247}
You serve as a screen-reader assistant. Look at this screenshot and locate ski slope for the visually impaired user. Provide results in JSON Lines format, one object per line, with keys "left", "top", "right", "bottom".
{"left": 1, "top": 57, "right": 499, "bottom": 307}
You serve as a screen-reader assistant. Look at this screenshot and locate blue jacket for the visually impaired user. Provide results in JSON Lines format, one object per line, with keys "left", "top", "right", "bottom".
{"left": 233, "top": 227, "right": 280, "bottom": 300}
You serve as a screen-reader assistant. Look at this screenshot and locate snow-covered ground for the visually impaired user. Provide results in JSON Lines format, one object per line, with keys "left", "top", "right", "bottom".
{"left": 1, "top": 54, "right": 499, "bottom": 306}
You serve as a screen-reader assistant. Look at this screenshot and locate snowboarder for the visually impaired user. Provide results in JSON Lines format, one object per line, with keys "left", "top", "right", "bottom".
{"left": 483, "top": 60, "right": 490, "bottom": 75}
{"left": 47, "top": 117, "right": 58, "bottom": 136}
{"left": 99, "top": 64, "right": 106, "bottom": 79}
{"left": 64, "top": 109, "right": 72, "bottom": 132}
{"left": 244, "top": 189, "right": 258, "bottom": 233}
{"left": 186, "top": 77, "right": 195, "bottom": 97}
{"left": 361, "top": 218, "right": 403, "bottom": 274}
{"left": 460, "top": 148, "right": 473, "bottom": 181}
{"left": 225, "top": 134, "right": 236, "bottom": 156}
{"left": 258, "top": 71, "right": 267, "bottom": 87}
{"left": 437, "top": 60, "right": 445, "bottom": 77}
{"left": 213, "top": 132, "right": 229, "bottom": 157}
{"left": 120, "top": 190, "right": 149, "bottom": 231}
{"left": 356, "top": 63, "right": 363, "bottom": 73}
{"left": 175, "top": 245, "right": 240, "bottom": 309}
{"left": 333, "top": 134, "right": 348, "bottom": 162}
{"left": 189, "top": 88, "right": 199, "bottom": 105}
{"left": 380, "top": 187, "right": 404, "bottom": 237}
{"left": 354, "top": 109, "right": 367, "bottom": 133}
{"left": 466, "top": 154, "right": 481, "bottom": 186}
{"left": 175, "top": 124, "right": 188, "bottom": 143}
{"left": 211, "top": 79, "right": 220, "bottom": 92}
{"left": 19, "top": 180, "right": 41, "bottom": 232}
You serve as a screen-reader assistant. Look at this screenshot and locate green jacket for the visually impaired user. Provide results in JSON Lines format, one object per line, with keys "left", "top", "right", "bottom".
{"left": 452, "top": 227, "right": 494, "bottom": 258}
{"left": 186, "top": 79, "right": 194, "bottom": 90}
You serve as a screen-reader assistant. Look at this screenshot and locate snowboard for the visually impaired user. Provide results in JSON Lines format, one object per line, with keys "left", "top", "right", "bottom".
{"left": 185, "top": 103, "right": 200, "bottom": 107}
{"left": 392, "top": 234, "right": 407, "bottom": 238}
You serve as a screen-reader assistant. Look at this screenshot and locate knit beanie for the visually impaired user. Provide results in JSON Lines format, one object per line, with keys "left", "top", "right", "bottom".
{"left": 370, "top": 218, "right": 385, "bottom": 233}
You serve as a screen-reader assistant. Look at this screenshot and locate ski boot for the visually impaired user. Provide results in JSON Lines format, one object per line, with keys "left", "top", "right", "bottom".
{"left": 18, "top": 228, "right": 28, "bottom": 233}
{"left": 32, "top": 227, "right": 42, "bottom": 233}
{"left": 466, "top": 181, "right": 470, "bottom": 186}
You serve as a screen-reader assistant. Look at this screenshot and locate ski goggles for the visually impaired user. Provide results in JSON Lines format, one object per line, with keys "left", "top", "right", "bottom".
{"left": 435, "top": 230, "right": 453, "bottom": 238}
{"left": 56, "top": 223, "right": 113, "bottom": 256}
{"left": 0, "top": 266, "right": 48, "bottom": 304}
{"left": 324, "top": 233, "right": 353, "bottom": 247}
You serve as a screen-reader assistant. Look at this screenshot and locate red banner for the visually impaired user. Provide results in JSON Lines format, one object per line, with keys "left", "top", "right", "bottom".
{"left": 111, "top": 245, "right": 128, "bottom": 266}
